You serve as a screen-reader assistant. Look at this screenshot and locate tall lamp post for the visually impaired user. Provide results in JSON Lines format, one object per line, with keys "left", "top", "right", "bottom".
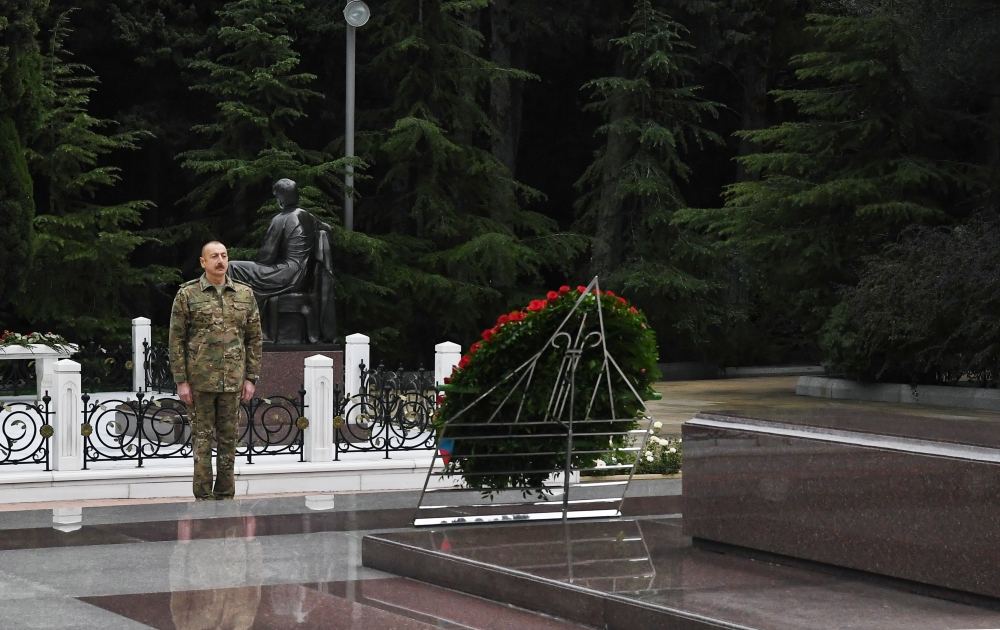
{"left": 343, "top": 1, "right": 370, "bottom": 232}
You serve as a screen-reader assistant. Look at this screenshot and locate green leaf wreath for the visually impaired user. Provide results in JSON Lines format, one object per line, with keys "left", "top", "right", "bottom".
{"left": 435, "top": 283, "right": 659, "bottom": 497}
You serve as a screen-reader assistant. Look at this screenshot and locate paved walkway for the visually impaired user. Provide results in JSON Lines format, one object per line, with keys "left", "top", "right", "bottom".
{"left": 1, "top": 377, "right": 998, "bottom": 628}
{"left": 646, "top": 376, "right": 1000, "bottom": 439}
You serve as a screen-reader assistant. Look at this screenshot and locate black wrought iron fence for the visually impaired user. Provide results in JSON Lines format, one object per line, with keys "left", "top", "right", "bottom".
{"left": 242, "top": 390, "right": 307, "bottom": 463}
{"left": 0, "top": 394, "right": 52, "bottom": 469}
{"left": 333, "top": 362, "right": 438, "bottom": 460}
{"left": 82, "top": 390, "right": 306, "bottom": 468}
{"left": 81, "top": 392, "right": 190, "bottom": 468}
{"left": 142, "top": 341, "right": 175, "bottom": 394}
{"left": 0, "top": 360, "right": 36, "bottom": 397}
{"left": 74, "top": 340, "right": 133, "bottom": 392}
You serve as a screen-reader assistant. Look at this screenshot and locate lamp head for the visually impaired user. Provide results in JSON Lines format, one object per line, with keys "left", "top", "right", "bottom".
{"left": 344, "top": 1, "right": 371, "bottom": 27}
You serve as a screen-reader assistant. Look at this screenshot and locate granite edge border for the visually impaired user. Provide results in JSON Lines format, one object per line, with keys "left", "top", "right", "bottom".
{"left": 795, "top": 376, "right": 1000, "bottom": 411}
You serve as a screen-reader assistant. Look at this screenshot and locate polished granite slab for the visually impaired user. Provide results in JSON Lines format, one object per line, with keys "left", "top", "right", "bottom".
{"left": 363, "top": 517, "right": 1000, "bottom": 630}
{"left": 0, "top": 492, "right": 680, "bottom": 552}
{"left": 683, "top": 414, "right": 1000, "bottom": 600}
{"left": 0, "top": 491, "right": 597, "bottom": 629}
{"left": 82, "top": 577, "right": 584, "bottom": 629}
{"left": 704, "top": 403, "right": 1000, "bottom": 448}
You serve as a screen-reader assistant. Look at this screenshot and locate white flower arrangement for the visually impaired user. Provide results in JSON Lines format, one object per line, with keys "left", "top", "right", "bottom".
{"left": 0, "top": 330, "right": 72, "bottom": 352}
{"left": 587, "top": 418, "right": 683, "bottom": 476}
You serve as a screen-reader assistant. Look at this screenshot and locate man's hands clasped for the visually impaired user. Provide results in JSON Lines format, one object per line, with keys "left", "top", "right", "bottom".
{"left": 176, "top": 380, "right": 255, "bottom": 405}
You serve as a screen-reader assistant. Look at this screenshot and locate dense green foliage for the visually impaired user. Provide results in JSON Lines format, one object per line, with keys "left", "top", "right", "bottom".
{"left": 678, "top": 12, "right": 966, "bottom": 349}
{"left": 436, "top": 285, "right": 659, "bottom": 495}
{"left": 180, "top": 0, "right": 347, "bottom": 236}
{"left": 18, "top": 11, "right": 177, "bottom": 337}
{"left": 575, "top": 0, "right": 729, "bottom": 360}
{"left": 0, "top": 0, "right": 997, "bottom": 372}
{"left": 0, "top": 0, "right": 46, "bottom": 314}
{"left": 821, "top": 213, "right": 1000, "bottom": 386}
{"left": 351, "top": 0, "right": 581, "bottom": 348}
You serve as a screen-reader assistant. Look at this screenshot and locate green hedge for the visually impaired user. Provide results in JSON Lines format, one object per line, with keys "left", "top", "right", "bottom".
{"left": 821, "top": 213, "right": 1000, "bottom": 385}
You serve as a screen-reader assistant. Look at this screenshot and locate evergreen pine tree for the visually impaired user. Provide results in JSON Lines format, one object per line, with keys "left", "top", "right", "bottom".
{"left": 17, "top": 10, "right": 176, "bottom": 338}
{"left": 178, "top": 0, "right": 348, "bottom": 247}
{"left": 358, "top": 0, "right": 581, "bottom": 352}
{"left": 0, "top": 0, "right": 45, "bottom": 316}
{"left": 574, "top": 0, "right": 724, "bottom": 357}
{"left": 677, "top": 12, "right": 961, "bottom": 338}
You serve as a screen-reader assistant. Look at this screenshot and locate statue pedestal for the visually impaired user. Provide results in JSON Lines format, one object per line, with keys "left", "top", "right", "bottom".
{"left": 259, "top": 345, "right": 343, "bottom": 398}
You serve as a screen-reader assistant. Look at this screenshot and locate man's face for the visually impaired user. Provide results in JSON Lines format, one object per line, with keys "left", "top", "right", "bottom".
{"left": 200, "top": 243, "right": 229, "bottom": 277}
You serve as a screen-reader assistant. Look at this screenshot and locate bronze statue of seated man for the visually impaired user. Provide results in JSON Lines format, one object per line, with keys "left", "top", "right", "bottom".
{"left": 229, "top": 178, "right": 334, "bottom": 343}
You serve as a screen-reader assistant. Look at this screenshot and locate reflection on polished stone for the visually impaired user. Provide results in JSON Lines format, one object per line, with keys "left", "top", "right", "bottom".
{"left": 364, "top": 518, "right": 1000, "bottom": 630}
{"left": 169, "top": 505, "right": 263, "bottom": 628}
{"left": 304, "top": 494, "right": 335, "bottom": 511}
{"left": 51, "top": 507, "right": 82, "bottom": 533}
{"left": 83, "top": 577, "right": 587, "bottom": 629}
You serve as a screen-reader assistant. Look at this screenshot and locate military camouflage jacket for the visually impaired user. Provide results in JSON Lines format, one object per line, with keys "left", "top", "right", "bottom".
{"left": 168, "top": 274, "right": 263, "bottom": 393}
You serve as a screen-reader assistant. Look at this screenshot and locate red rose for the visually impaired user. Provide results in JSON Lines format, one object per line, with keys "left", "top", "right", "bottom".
{"left": 481, "top": 328, "right": 495, "bottom": 341}
{"left": 546, "top": 290, "right": 559, "bottom": 301}
{"left": 629, "top": 306, "right": 639, "bottom": 315}
{"left": 443, "top": 376, "right": 451, "bottom": 384}
{"left": 604, "top": 290, "right": 616, "bottom": 297}
{"left": 558, "top": 285, "right": 570, "bottom": 294}
{"left": 496, "top": 314, "right": 510, "bottom": 325}
{"left": 469, "top": 341, "right": 482, "bottom": 355}
{"left": 617, "top": 296, "right": 627, "bottom": 305}
{"left": 436, "top": 394, "right": 445, "bottom": 405}
{"left": 458, "top": 355, "right": 471, "bottom": 369}
{"left": 576, "top": 285, "right": 587, "bottom": 293}
{"left": 527, "top": 299, "right": 546, "bottom": 312}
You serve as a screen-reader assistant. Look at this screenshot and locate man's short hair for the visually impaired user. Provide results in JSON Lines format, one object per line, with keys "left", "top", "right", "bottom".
{"left": 201, "top": 240, "right": 226, "bottom": 257}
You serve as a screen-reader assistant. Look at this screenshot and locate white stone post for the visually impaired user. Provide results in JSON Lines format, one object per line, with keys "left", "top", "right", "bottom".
{"left": 344, "top": 333, "right": 370, "bottom": 425}
{"left": 51, "top": 359, "right": 83, "bottom": 471}
{"left": 435, "top": 341, "right": 462, "bottom": 386}
{"left": 303, "top": 354, "right": 334, "bottom": 462}
{"left": 344, "top": 333, "right": 370, "bottom": 399}
{"left": 132, "top": 317, "right": 152, "bottom": 393}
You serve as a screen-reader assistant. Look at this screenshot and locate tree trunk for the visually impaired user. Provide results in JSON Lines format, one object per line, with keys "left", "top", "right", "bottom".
{"left": 988, "top": 95, "right": 1000, "bottom": 211}
{"left": 489, "top": 0, "right": 522, "bottom": 174}
{"left": 590, "top": 52, "right": 630, "bottom": 279}
{"left": 735, "top": 48, "right": 770, "bottom": 182}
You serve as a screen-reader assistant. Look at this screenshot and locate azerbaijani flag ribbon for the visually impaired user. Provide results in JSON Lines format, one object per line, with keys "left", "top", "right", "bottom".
{"left": 438, "top": 437, "right": 455, "bottom": 466}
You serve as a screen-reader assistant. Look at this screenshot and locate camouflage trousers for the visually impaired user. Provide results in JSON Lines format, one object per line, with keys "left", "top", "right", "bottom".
{"left": 190, "top": 390, "right": 241, "bottom": 500}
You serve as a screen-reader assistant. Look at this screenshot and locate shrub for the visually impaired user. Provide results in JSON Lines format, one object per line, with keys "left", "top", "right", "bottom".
{"left": 594, "top": 421, "right": 682, "bottom": 475}
{"left": 821, "top": 213, "right": 1000, "bottom": 385}
{"left": 435, "top": 284, "right": 659, "bottom": 497}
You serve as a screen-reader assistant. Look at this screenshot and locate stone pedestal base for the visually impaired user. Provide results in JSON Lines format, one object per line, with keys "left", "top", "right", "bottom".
{"left": 682, "top": 413, "right": 1000, "bottom": 600}
{"left": 260, "top": 345, "right": 343, "bottom": 398}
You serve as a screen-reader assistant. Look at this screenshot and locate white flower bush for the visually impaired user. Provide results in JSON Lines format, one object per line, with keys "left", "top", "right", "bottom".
{"left": 589, "top": 419, "right": 682, "bottom": 475}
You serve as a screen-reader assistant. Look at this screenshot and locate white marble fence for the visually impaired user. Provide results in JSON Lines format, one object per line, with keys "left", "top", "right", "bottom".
{"left": 2, "top": 327, "right": 463, "bottom": 471}
{"left": 0, "top": 328, "right": 463, "bottom": 503}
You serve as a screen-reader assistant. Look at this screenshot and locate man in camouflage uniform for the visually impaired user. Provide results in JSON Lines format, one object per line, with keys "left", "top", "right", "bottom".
{"left": 169, "top": 241, "right": 263, "bottom": 500}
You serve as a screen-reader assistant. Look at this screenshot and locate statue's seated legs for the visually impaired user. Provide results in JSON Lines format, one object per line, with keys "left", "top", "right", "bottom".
{"left": 266, "top": 293, "right": 320, "bottom": 344}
